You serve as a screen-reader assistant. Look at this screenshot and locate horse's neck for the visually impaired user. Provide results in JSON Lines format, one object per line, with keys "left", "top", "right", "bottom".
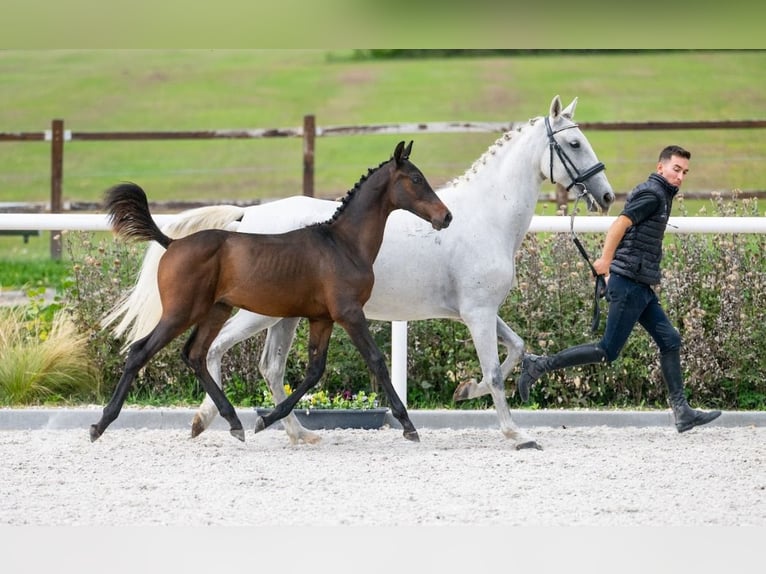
{"left": 442, "top": 122, "right": 546, "bottom": 239}
{"left": 329, "top": 181, "right": 390, "bottom": 265}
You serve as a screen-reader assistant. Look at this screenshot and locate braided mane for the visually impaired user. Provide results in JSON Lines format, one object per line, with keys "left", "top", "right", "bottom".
{"left": 447, "top": 117, "right": 539, "bottom": 187}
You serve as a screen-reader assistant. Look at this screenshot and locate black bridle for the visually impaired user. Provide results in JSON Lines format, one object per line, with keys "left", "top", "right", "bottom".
{"left": 545, "top": 116, "right": 606, "bottom": 192}
{"left": 545, "top": 116, "right": 607, "bottom": 332}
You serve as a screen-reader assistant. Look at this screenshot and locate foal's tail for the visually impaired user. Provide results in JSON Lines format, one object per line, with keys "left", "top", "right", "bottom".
{"left": 105, "top": 182, "right": 173, "bottom": 249}
{"left": 101, "top": 183, "right": 246, "bottom": 347}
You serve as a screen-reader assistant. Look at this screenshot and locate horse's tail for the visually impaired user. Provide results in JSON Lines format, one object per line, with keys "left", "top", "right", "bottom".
{"left": 101, "top": 194, "right": 246, "bottom": 347}
{"left": 105, "top": 182, "right": 173, "bottom": 249}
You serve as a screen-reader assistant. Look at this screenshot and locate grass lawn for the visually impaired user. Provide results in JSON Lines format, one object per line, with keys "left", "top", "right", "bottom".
{"left": 1, "top": 50, "right": 765, "bottom": 205}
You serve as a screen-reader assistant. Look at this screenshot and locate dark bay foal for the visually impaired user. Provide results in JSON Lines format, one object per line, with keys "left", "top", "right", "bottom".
{"left": 91, "top": 141, "right": 452, "bottom": 443}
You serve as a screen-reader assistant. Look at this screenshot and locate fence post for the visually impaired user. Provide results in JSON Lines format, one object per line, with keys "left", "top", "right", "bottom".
{"left": 50, "top": 119, "right": 64, "bottom": 260}
{"left": 303, "top": 114, "right": 315, "bottom": 197}
{"left": 391, "top": 321, "right": 408, "bottom": 407}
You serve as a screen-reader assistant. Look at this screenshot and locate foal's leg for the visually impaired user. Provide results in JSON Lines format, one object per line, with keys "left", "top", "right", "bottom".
{"left": 254, "top": 319, "right": 333, "bottom": 434}
{"left": 456, "top": 310, "right": 540, "bottom": 450}
{"left": 90, "top": 321, "right": 184, "bottom": 442}
{"left": 453, "top": 315, "right": 525, "bottom": 399}
{"left": 193, "top": 311, "right": 278, "bottom": 436}
{"left": 339, "top": 313, "right": 419, "bottom": 442}
{"left": 183, "top": 303, "right": 245, "bottom": 441}
{"left": 258, "top": 318, "right": 321, "bottom": 444}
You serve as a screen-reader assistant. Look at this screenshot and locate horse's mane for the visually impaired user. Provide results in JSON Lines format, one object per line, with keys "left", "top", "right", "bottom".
{"left": 446, "top": 116, "right": 540, "bottom": 187}
{"left": 313, "top": 157, "right": 391, "bottom": 226}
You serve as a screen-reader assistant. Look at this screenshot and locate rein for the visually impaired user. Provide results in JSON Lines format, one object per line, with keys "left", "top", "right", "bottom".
{"left": 545, "top": 116, "right": 607, "bottom": 332}
{"left": 570, "top": 192, "right": 607, "bottom": 333}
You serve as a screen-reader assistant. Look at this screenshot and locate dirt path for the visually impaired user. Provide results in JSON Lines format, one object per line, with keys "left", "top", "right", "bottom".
{"left": 1, "top": 424, "right": 763, "bottom": 526}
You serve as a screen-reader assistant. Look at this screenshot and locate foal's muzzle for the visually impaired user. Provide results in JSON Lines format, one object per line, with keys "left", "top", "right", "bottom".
{"left": 432, "top": 210, "right": 453, "bottom": 230}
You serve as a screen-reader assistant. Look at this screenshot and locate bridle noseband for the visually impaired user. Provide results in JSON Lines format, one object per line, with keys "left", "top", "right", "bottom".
{"left": 545, "top": 116, "right": 607, "bottom": 332}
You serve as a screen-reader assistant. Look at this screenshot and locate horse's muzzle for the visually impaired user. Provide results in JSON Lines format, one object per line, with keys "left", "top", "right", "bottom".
{"left": 432, "top": 210, "right": 453, "bottom": 230}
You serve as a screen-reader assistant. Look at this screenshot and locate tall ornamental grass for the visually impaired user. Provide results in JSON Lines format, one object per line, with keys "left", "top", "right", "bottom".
{"left": 0, "top": 304, "right": 100, "bottom": 405}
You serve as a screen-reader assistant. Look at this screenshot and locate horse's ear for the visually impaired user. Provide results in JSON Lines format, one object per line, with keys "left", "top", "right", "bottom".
{"left": 561, "top": 97, "right": 578, "bottom": 119}
{"left": 549, "top": 95, "right": 563, "bottom": 120}
{"left": 393, "top": 140, "right": 406, "bottom": 164}
{"left": 403, "top": 140, "right": 413, "bottom": 160}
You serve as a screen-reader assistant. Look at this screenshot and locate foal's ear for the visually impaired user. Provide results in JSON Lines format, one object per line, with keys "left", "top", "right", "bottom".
{"left": 393, "top": 140, "right": 414, "bottom": 165}
{"left": 403, "top": 140, "right": 413, "bottom": 160}
{"left": 393, "top": 140, "right": 407, "bottom": 164}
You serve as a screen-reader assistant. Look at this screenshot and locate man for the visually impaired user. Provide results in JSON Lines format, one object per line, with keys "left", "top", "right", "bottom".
{"left": 517, "top": 145, "right": 721, "bottom": 433}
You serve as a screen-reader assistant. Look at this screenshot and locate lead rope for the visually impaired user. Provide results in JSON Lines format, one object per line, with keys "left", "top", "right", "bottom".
{"left": 569, "top": 188, "right": 606, "bottom": 333}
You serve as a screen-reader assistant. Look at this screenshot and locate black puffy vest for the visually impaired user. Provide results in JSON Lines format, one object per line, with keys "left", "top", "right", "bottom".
{"left": 610, "top": 173, "right": 677, "bottom": 285}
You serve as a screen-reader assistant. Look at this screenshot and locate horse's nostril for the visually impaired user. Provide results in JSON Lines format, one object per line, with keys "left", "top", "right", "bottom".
{"left": 605, "top": 192, "right": 615, "bottom": 204}
{"left": 444, "top": 211, "right": 453, "bottom": 227}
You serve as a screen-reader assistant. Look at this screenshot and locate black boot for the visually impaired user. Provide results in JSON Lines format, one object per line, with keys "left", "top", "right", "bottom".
{"left": 661, "top": 350, "right": 721, "bottom": 433}
{"left": 516, "top": 343, "right": 607, "bottom": 402}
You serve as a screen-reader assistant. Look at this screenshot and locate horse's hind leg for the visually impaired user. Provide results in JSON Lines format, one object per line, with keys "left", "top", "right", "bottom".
{"left": 254, "top": 319, "right": 332, "bottom": 434}
{"left": 457, "top": 311, "right": 541, "bottom": 450}
{"left": 183, "top": 303, "right": 245, "bottom": 441}
{"left": 453, "top": 316, "right": 524, "bottom": 399}
{"left": 258, "top": 318, "right": 321, "bottom": 445}
{"left": 91, "top": 321, "right": 183, "bottom": 441}
{"left": 340, "top": 314, "right": 419, "bottom": 442}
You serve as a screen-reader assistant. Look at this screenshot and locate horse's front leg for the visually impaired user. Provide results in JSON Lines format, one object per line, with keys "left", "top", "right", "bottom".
{"left": 340, "top": 313, "right": 419, "bottom": 442}
{"left": 453, "top": 315, "right": 524, "bottom": 399}
{"left": 254, "top": 319, "right": 332, "bottom": 434}
{"left": 458, "top": 311, "right": 541, "bottom": 450}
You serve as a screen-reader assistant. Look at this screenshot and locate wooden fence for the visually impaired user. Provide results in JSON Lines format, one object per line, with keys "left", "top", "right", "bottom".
{"left": 2, "top": 117, "right": 766, "bottom": 258}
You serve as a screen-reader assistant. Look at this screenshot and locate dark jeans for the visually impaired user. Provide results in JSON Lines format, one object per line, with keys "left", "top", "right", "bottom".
{"left": 598, "top": 272, "right": 682, "bottom": 363}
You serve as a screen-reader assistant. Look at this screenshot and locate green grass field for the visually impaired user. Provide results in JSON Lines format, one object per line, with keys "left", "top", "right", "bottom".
{"left": 2, "top": 50, "right": 765, "bottom": 202}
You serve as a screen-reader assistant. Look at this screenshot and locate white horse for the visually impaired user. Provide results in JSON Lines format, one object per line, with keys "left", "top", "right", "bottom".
{"left": 103, "top": 95, "right": 614, "bottom": 450}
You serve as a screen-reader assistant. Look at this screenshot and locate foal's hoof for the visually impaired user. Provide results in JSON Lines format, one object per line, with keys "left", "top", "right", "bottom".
{"left": 403, "top": 430, "right": 420, "bottom": 442}
{"left": 254, "top": 416, "right": 266, "bottom": 434}
{"left": 230, "top": 428, "right": 246, "bottom": 442}
{"left": 89, "top": 424, "right": 102, "bottom": 443}
{"left": 516, "top": 440, "right": 543, "bottom": 451}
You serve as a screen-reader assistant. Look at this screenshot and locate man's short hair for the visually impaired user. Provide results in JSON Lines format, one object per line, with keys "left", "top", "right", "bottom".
{"left": 659, "top": 145, "right": 691, "bottom": 162}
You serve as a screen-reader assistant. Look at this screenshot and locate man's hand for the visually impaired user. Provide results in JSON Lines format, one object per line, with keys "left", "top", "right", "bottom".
{"left": 593, "top": 257, "right": 611, "bottom": 277}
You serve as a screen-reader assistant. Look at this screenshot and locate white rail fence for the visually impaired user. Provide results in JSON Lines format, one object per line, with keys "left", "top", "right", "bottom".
{"left": 2, "top": 213, "right": 765, "bottom": 404}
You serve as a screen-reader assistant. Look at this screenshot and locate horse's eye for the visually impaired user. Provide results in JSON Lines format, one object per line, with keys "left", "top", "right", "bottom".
{"left": 570, "top": 140, "right": 581, "bottom": 149}
{"left": 411, "top": 174, "right": 422, "bottom": 184}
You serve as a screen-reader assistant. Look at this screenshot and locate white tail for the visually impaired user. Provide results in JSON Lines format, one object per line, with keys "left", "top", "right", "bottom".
{"left": 101, "top": 204, "right": 246, "bottom": 348}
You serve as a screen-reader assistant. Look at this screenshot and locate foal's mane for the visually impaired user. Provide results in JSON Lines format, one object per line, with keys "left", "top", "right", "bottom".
{"left": 314, "top": 156, "right": 391, "bottom": 226}
{"left": 447, "top": 116, "right": 540, "bottom": 187}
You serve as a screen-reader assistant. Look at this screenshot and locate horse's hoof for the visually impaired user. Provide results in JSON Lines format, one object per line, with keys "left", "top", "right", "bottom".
{"left": 452, "top": 380, "right": 472, "bottom": 401}
{"left": 403, "top": 430, "right": 420, "bottom": 442}
{"left": 289, "top": 431, "right": 322, "bottom": 446}
{"left": 89, "top": 424, "right": 102, "bottom": 443}
{"left": 254, "top": 416, "right": 266, "bottom": 434}
{"left": 190, "top": 418, "right": 206, "bottom": 438}
{"left": 230, "top": 428, "right": 246, "bottom": 442}
{"left": 516, "top": 441, "right": 542, "bottom": 451}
